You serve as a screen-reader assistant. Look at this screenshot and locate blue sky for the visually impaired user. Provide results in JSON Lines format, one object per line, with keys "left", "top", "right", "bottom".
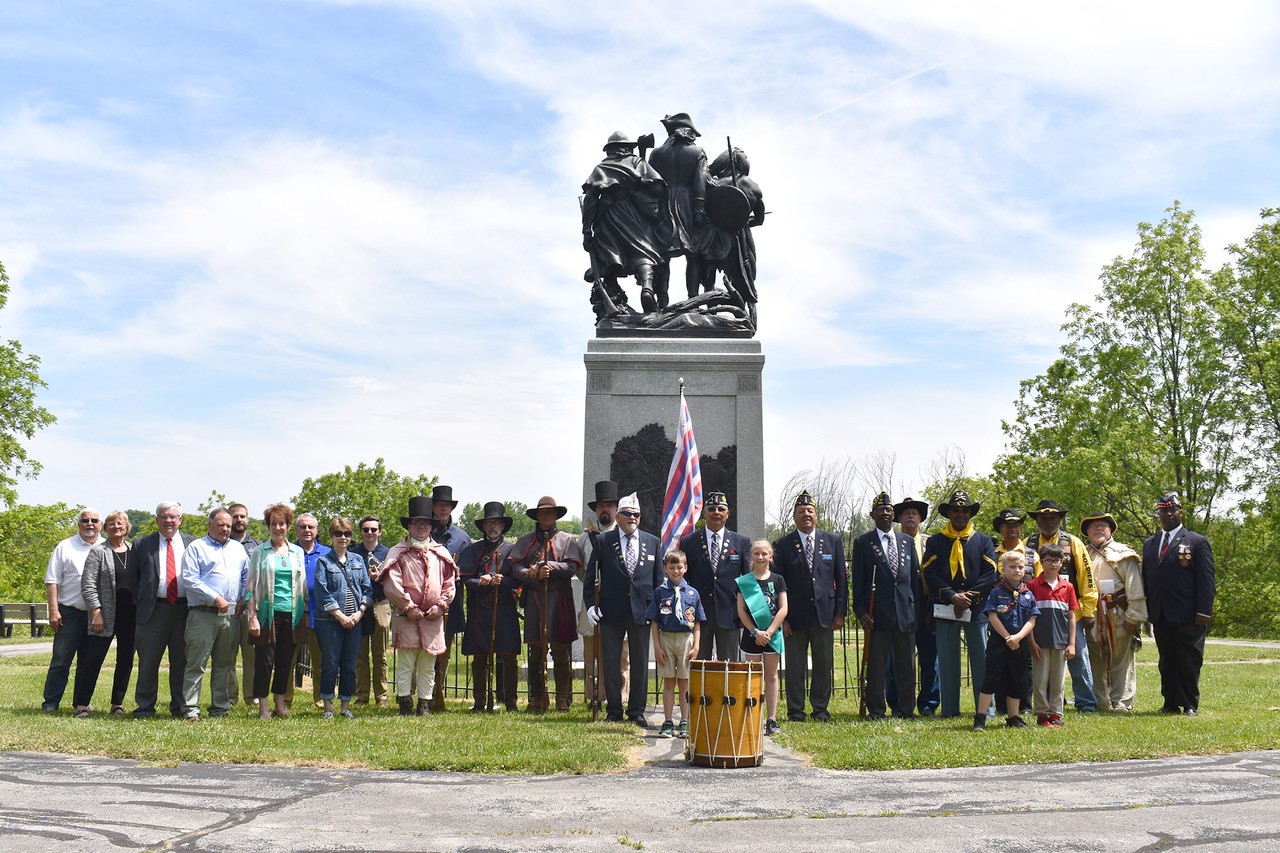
{"left": 3, "top": 1, "right": 1280, "bottom": 529}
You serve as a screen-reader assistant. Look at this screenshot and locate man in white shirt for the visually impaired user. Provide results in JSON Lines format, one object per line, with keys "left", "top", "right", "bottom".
{"left": 41, "top": 507, "right": 102, "bottom": 714}
{"left": 180, "top": 508, "right": 250, "bottom": 720}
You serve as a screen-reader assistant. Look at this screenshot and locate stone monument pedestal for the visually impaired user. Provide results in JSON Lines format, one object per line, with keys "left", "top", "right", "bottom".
{"left": 582, "top": 338, "right": 766, "bottom": 540}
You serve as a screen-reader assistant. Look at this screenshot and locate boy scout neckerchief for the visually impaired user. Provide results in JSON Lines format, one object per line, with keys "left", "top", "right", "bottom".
{"left": 940, "top": 520, "right": 975, "bottom": 581}
{"left": 736, "top": 573, "right": 784, "bottom": 655}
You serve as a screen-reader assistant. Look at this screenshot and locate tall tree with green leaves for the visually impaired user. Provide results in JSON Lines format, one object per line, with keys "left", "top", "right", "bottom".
{"left": 0, "top": 261, "right": 56, "bottom": 506}
{"left": 292, "top": 459, "right": 438, "bottom": 543}
{"left": 994, "top": 202, "right": 1236, "bottom": 533}
{"left": 0, "top": 503, "right": 78, "bottom": 601}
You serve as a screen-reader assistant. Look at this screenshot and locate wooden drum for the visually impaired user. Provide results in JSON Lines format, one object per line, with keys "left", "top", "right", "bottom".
{"left": 685, "top": 660, "right": 764, "bottom": 768}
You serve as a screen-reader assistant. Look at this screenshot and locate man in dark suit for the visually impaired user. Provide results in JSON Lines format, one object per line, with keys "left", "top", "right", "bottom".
{"left": 129, "top": 501, "right": 196, "bottom": 718}
{"left": 1142, "top": 493, "right": 1216, "bottom": 715}
{"left": 680, "top": 490, "right": 751, "bottom": 661}
{"left": 772, "top": 490, "right": 848, "bottom": 722}
{"left": 853, "top": 493, "right": 919, "bottom": 719}
{"left": 585, "top": 492, "right": 660, "bottom": 725}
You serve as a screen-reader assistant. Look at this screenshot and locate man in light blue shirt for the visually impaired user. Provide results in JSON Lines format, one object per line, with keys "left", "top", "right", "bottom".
{"left": 180, "top": 508, "right": 249, "bottom": 720}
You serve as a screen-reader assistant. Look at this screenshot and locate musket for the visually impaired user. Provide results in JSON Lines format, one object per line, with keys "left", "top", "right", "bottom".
{"left": 487, "top": 543, "right": 501, "bottom": 713}
{"left": 858, "top": 554, "right": 878, "bottom": 720}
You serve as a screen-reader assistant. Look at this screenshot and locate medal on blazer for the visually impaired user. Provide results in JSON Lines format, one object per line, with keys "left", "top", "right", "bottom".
{"left": 1178, "top": 542, "right": 1192, "bottom": 567}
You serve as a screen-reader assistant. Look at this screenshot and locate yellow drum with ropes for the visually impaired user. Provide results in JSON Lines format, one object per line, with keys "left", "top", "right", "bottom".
{"left": 685, "top": 660, "right": 764, "bottom": 768}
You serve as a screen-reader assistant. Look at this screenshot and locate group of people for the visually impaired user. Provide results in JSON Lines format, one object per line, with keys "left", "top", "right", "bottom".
{"left": 40, "top": 480, "right": 1216, "bottom": 736}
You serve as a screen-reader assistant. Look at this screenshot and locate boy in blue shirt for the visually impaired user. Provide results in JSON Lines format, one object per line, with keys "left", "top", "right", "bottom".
{"left": 647, "top": 550, "right": 705, "bottom": 738}
{"left": 974, "top": 551, "right": 1039, "bottom": 731}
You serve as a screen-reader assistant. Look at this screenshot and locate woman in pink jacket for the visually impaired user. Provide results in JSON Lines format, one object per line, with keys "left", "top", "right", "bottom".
{"left": 382, "top": 496, "right": 457, "bottom": 716}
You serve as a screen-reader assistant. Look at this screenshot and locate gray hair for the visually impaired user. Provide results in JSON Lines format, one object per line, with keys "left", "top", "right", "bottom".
{"left": 78, "top": 506, "right": 101, "bottom": 521}
{"left": 155, "top": 501, "right": 182, "bottom": 517}
{"left": 208, "top": 507, "right": 231, "bottom": 523}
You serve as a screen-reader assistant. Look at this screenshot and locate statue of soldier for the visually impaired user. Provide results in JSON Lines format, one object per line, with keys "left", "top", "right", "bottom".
{"left": 648, "top": 113, "right": 729, "bottom": 306}
{"left": 706, "top": 146, "right": 766, "bottom": 327}
{"left": 581, "top": 131, "right": 667, "bottom": 316}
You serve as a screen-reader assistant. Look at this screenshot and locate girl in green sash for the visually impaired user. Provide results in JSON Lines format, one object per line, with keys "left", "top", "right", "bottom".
{"left": 736, "top": 540, "right": 789, "bottom": 736}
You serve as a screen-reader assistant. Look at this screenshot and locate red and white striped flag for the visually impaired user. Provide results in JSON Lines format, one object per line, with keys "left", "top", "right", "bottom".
{"left": 660, "top": 387, "right": 703, "bottom": 555}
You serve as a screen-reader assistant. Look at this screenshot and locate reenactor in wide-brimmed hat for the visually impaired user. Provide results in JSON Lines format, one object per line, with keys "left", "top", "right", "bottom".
{"left": 922, "top": 489, "right": 997, "bottom": 718}
{"left": 1025, "top": 499, "right": 1099, "bottom": 712}
{"left": 1080, "top": 511, "right": 1146, "bottom": 712}
{"left": 457, "top": 502, "right": 519, "bottom": 713}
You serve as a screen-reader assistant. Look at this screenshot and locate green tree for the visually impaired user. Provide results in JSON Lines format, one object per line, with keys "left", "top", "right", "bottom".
{"left": 0, "top": 261, "right": 56, "bottom": 506}
{"left": 292, "top": 459, "right": 437, "bottom": 544}
{"left": 993, "top": 202, "right": 1235, "bottom": 536}
{"left": 1212, "top": 207, "right": 1280, "bottom": 489}
{"left": 0, "top": 503, "right": 78, "bottom": 601}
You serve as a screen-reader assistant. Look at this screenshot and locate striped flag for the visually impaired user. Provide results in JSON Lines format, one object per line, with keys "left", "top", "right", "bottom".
{"left": 660, "top": 387, "right": 703, "bottom": 555}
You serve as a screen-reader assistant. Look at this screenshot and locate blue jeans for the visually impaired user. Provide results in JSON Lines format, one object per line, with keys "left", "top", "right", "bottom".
{"left": 43, "top": 606, "right": 88, "bottom": 709}
{"left": 935, "top": 616, "right": 987, "bottom": 717}
{"left": 1067, "top": 619, "right": 1097, "bottom": 710}
{"left": 315, "top": 616, "right": 360, "bottom": 701}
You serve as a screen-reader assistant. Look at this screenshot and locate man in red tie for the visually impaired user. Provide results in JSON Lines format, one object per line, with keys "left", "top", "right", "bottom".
{"left": 1142, "top": 493, "right": 1216, "bottom": 716}
{"left": 128, "top": 502, "right": 196, "bottom": 718}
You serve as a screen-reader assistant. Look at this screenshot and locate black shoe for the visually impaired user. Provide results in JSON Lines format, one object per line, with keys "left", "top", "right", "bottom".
{"left": 764, "top": 718, "right": 781, "bottom": 736}
{"left": 919, "top": 708, "right": 936, "bottom": 717}
{"left": 893, "top": 713, "right": 919, "bottom": 720}
{"left": 397, "top": 697, "right": 414, "bottom": 717}
{"left": 605, "top": 712, "right": 624, "bottom": 723}
{"left": 1006, "top": 715, "right": 1029, "bottom": 728}
{"left": 972, "top": 714, "right": 987, "bottom": 732}
{"left": 866, "top": 712, "right": 886, "bottom": 721}
{"left": 132, "top": 708, "right": 155, "bottom": 719}
{"left": 640, "top": 288, "right": 658, "bottom": 312}
{"left": 1183, "top": 708, "right": 1198, "bottom": 716}
{"left": 41, "top": 703, "right": 58, "bottom": 714}
{"left": 1158, "top": 705, "right": 1181, "bottom": 715}
{"left": 787, "top": 712, "right": 807, "bottom": 723}
{"left": 628, "top": 715, "right": 647, "bottom": 728}
{"left": 811, "top": 710, "right": 832, "bottom": 722}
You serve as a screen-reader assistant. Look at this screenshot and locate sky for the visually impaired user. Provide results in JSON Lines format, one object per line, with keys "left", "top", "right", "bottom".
{"left": 3, "top": 0, "right": 1280, "bottom": 529}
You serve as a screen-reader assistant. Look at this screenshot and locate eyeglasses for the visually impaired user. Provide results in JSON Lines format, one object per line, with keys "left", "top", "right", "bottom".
{"left": 360, "top": 527, "right": 379, "bottom": 534}
{"left": 618, "top": 511, "right": 640, "bottom": 519}
{"left": 331, "top": 531, "right": 352, "bottom": 538}
{"left": 80, "top": 519, "right": 101, "bottom": 525}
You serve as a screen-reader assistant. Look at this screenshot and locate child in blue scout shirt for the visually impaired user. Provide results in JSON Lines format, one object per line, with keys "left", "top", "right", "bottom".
{"left": 973, "top": 551, "right": 1039, "bottom": 731}
{"left": 737, "top": 540, "right": 788, "bottom": 736}
{"left": 648, "top": 550, "right": 705, "bottom": 738}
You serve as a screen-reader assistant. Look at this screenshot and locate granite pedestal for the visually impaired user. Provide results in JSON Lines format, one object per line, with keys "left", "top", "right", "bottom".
{"left": 582, "top": 338, "right": 766, "bottom": 540}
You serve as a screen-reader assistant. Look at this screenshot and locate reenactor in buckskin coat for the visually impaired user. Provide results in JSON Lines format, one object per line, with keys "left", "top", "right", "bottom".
{"left": 458, "top": 502, "right": 519, "bottom": 712}
{"left": 507, "top": 496, "right": 581, "bottom": 713}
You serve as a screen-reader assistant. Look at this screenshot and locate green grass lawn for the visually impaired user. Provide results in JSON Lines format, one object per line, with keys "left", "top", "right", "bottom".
{"left": 780, "top": 641, "right": 1280, "bottom": 771}
{"left": 1, "top": 640, "right": 1276, "bottom": 774}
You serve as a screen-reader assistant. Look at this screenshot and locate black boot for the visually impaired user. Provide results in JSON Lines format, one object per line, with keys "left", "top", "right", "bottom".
{"left": 397, "top": 696, "right": 413, "bottom": 717}
{"left": 417, "top": 698, "right": 431, "bottom": 717}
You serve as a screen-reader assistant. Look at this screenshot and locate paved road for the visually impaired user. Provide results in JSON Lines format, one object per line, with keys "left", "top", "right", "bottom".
{"left": 1, "top": 746, "right": 1279, "bottom": 852}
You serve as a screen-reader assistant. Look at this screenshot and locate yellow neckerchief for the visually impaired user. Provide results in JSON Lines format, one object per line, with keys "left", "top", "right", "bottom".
{"left": 940, "top": 520, "right": 974, "bottom": 580}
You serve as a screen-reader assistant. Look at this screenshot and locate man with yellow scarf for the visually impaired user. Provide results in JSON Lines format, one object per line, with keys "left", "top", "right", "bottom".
{"left": 922, "top": 490, "right": 998, "bottom": 718}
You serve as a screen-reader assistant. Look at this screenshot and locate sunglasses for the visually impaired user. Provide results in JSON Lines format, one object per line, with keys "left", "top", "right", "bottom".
{"left": 618, "top": 511, "right": 640, "bottom": 519}
{"left": 331, "top": 531, "right": 353, "bottom": 538}
{"left": 360, "top": 527, "right": 379, "bottom": 534}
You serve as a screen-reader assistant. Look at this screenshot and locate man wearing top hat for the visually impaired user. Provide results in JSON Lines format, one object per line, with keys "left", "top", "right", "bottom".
{"left": 585, "top": 492, "right": 661, "bottom": 725}
{"left": 922, "top": 489, "right": 997, "bottom": 718}
{"left": 428, "top": 485, "right": 471, "bottom": 711}
{"left": 648, "top": 112, "right": 724, "bottom": 303}
{"left": 458, "top": 502, "right": 520, "bottom": 713}
{"left": 582, "top": 132, "right": 666, "bottom": 313}
{"left": 772, "top": 490, "right": 848, "bottom": 722}
{"left": 853, "top": 493, "right": 920, "bottom": 719}
{"left": 508, "top": 496, "right": 581, "bottom": 713}
{"left": 887, "top": 496, "right": 939, "bottom": 716}
{"left": 680, "top": 490, "right": 751, "bottom": 662}
{"left": 1080, "top": 511, "right": 1146, "bottom": 712}
{"left": 1142, "top": 493, "right": 1215, "bottom": 715}
{"left": 577, "top": 480, "right": 623, "bottom": 708}
{"left": 1025, "top": 499, "right": 1099, "bottom": 712}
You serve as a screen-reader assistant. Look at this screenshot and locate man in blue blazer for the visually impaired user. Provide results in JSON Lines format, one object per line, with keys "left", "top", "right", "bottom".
{"left": 1143, "top": 493, "right": 1216, "bottom": 715}
{"left": 853, "top": 493, "right": 920, "bottom": 719}
{"left": 772, "top": 490, "right": 848, "bottom": 722}
{"left": 129, "top": 502, "right": 196, "bottom": 718}
{"left": 680, "top": 491, "right": 752, "bottom": 661}
{"left": 585, "top": 492, "right": 661, "bottom": 725}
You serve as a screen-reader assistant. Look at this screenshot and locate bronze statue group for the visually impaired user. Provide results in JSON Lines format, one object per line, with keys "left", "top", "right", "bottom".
{"left": 41, "top": 481, "right": 1215, "bottom": 739}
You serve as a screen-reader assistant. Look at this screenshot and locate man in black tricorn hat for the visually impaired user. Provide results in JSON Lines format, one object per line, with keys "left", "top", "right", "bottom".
{"left": 458, "top": 502, "right": 519, "bottom": 712}
{"left": 853, "top": 493, "right": 920, "bottom": 719}
{"left": 1142, "top": 493, "right": 1215, "bottom": 715}
{"left": 1025, "top": 499, "right": 1098, "bottom": 712}
{"left": 428, "top": 485, "right": 471, "bottom": 712}
{"left": 582, "top": 132, "right": 667, "bottom": 314}
{"left": 680, "top": 490, "right": 751, "bottom": 661}
{"left": 508, "top": 496, "right": 581, "bottom": 712}
{"left": 922, "top": 489, "right": 997, "bottom": 718}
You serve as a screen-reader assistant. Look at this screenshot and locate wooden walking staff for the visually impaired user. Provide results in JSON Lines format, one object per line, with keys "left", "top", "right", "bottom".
{"left": 486, "top": 545, "right": 501, "bottom": 713}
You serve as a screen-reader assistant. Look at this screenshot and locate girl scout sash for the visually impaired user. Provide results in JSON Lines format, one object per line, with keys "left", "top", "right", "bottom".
{"left": 736, "top": 573, "right": 784, "bottom": 655}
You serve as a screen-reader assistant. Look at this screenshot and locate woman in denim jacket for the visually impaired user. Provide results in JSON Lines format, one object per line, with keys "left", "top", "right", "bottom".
{"left": 314, "top": 516, "right": 374, "bottom": 718}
